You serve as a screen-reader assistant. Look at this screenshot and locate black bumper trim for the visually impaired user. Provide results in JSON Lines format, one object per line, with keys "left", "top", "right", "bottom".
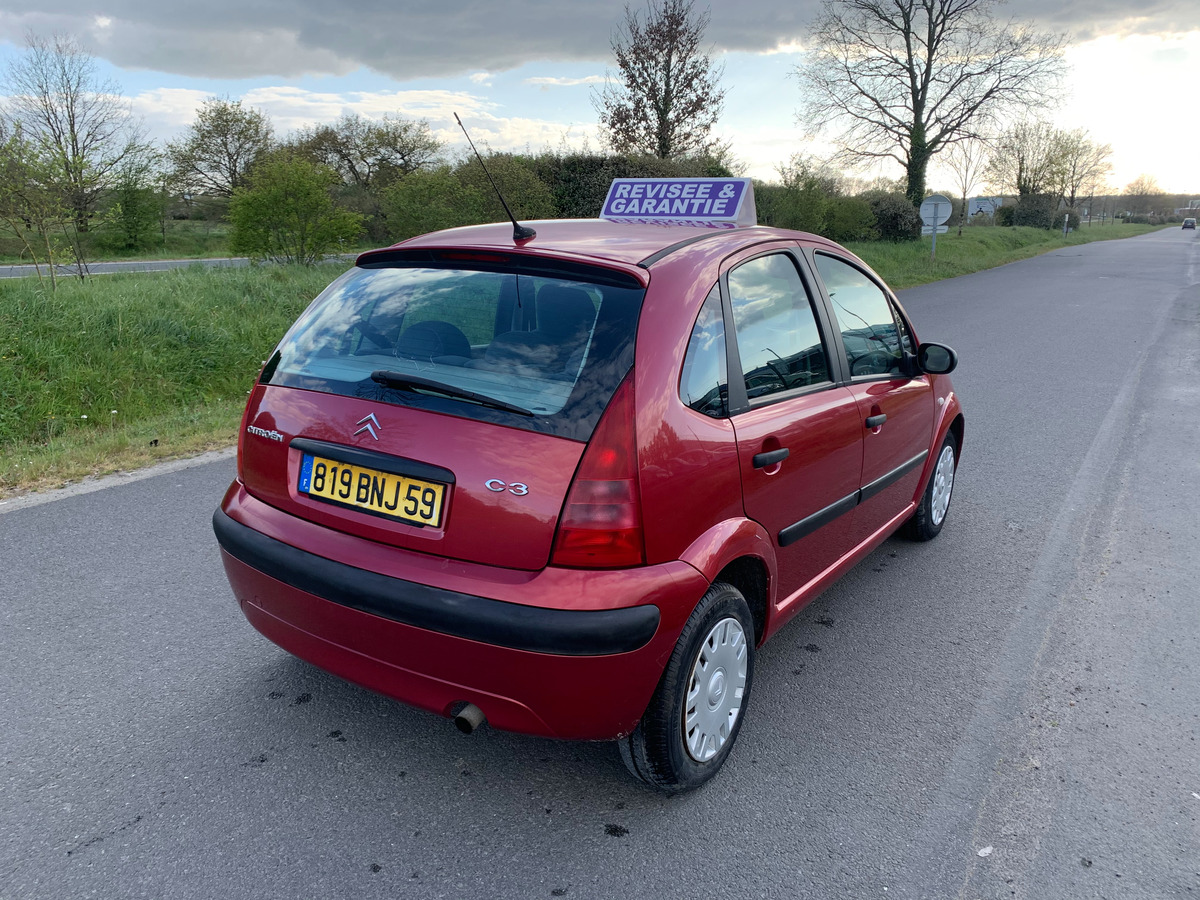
{"left": 213, "top": 509, "right": 660, "bottom": 656}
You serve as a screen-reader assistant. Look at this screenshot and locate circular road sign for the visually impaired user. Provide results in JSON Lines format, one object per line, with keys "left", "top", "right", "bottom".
{"left": 920, "top": 194, "right": 953, "bottom": 226}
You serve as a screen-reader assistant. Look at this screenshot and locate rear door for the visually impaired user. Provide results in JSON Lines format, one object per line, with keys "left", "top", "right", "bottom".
{"left": 724, "top": 248, "right": 865, "bottom": 606}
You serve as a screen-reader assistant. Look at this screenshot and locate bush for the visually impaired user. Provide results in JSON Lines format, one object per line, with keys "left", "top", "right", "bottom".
{"left": 754, "top": 182, "right": 827, "bottom": 233}
{"left": 1013, "top": 194, "right": 1058, "bottom": 230}
{"left": 382, "top": 167, "right": 488, "bottom": 239}
{"left": 382, "top": 155, "right": 557, "bottom": 242}
{"left": 229, "top": 153, "right": 363, "bottom": 264}
{"left": 995, "top": 205, "right": 1016, "bottom": 227}
{"left": 454, "top": 154, "right": 557, "bottom": 223}
{"left": 864, "top": 192, "right": 922, "bottom": 241}
{"left": 530, "top": 152, "right": 734, "bottom": 219}
{"left": 822, "top": 196, "right": 877, "bottom": 242}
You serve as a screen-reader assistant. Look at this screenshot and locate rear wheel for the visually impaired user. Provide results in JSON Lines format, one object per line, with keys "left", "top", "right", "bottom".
{"left": 906, "top": 431, "right": 958, "bottom": 541}
{"left": 619, "top": 582, "right": 755, "bottom": 792}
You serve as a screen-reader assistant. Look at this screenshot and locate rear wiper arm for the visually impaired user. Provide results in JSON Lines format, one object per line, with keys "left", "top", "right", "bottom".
{"left": 370, "top": 370, "right": 534, "bottom": 417}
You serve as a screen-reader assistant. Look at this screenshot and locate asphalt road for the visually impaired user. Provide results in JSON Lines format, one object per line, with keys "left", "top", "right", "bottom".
{"left": 2, "top": 226, "right": 1198, "bottom": 899}
{"left": 0, "top": 257, "right": 251, "bottom": 279}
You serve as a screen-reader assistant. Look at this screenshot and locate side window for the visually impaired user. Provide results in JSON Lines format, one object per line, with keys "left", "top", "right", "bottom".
{"left": 814, "top": 253, "right": 910, "bottom": 378}
{"left": 680, "top": 285, "right": 728, "bottom": 417}
{"left": 727, "top": 253, "right": 831, "bottom": 401}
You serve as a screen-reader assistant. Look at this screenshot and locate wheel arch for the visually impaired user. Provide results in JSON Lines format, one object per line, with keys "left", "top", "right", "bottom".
{"left": 677, "top": 517, "right": 776, "bottom": 647}
{"left": 713, "top": 557, "right": 770, "bottom": 646}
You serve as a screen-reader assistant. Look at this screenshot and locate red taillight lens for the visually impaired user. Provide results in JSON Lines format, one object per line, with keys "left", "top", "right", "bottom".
{"left": 551, "top": 375, "right": 644, "bottom": 568}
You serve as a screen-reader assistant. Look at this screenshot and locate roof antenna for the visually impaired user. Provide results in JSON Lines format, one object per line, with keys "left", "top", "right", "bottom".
{"left": 454, "top": 112, "right": 536, "bottom": 243}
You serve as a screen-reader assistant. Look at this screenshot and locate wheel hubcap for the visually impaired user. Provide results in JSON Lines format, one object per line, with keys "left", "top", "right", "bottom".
{"left": 684, "top": 617, "right": 748, "bottom": 763}
{"left": 930, "top": 444, "right": 955, "bottom": 526}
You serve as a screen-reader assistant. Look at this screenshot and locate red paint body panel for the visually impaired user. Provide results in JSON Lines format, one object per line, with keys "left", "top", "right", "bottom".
{"left": 239, "top": 385, "right": 584, "bottom": 571}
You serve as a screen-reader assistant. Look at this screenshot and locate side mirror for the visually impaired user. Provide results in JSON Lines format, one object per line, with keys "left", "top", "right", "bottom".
{"left": 917, "top": 342, "right": 958, "bottom": 375}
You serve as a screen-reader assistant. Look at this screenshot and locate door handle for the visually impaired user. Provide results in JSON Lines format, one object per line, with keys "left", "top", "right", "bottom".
{"left": 865, "top": 414, "right": 887, "bottom": 428}
{"left": 753, "top": 447, "right": 790, "bottom": 468}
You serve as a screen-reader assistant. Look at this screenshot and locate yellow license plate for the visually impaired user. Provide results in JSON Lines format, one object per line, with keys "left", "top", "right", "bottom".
{"left": 299, "top": 454, "right": 445, "bottom": 527}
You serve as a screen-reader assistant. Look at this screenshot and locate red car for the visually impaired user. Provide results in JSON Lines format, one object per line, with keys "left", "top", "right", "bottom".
{"left": 214, "top": 215, "right": 962, "bottom": 792}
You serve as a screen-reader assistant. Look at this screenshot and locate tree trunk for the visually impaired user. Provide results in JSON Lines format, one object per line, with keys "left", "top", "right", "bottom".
{"left": 905, "top": 138, "right": 931, "bottom": 208}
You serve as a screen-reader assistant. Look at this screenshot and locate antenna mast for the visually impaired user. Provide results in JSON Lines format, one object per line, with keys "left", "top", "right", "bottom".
{"left": 454, "top": 113, "right": 536, "bottom": 243}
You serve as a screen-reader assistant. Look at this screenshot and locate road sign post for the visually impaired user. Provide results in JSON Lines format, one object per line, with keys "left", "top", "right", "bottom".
{"left": 920, "top": 194, "right": 953, "bottom": 260}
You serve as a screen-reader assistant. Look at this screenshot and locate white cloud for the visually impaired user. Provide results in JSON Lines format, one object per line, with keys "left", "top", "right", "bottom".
{"left": 524, "top": 75, "right": 605, "bottom": 87}
{"left": 128, "top": 83, "right": 599, "bottom": 158}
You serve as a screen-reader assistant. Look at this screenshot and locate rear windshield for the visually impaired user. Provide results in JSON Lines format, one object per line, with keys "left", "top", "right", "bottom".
{"left": 262, "top": 262, "right": 645, "bottom": 441}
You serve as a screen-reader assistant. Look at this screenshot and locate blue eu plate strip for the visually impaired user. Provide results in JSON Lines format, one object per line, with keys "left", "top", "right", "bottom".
{"left": 299, "top": 454, "right": 314, "bottom": 492}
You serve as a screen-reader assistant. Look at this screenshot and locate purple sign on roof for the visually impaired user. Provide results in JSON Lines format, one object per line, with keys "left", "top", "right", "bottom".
{"left": 600, "top": 178, "right": 757, "bottom": 229}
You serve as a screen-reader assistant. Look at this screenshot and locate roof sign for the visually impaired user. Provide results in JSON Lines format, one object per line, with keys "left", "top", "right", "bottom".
{"left": 600, "top": 178, "right": 756, "bottom": 229}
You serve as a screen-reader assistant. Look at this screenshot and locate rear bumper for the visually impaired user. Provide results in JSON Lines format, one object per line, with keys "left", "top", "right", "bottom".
{"left": 214, "top": 484, "right": 708, "bottom": 740}
{"left": 214, "top": 509, "right": 660, "bottom": 656}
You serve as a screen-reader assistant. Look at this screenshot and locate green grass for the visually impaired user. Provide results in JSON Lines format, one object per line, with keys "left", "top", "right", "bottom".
{"left": 847, "top": 222, "right": 1169, "bottom": 289}
{"left": 0, "top": 219, "right": 236, "bottom": 264}
{"left": 0, "top": 263, "right": 343, "bottom": 496}
{"left": 0, "top": 222, "right": 1175, "bottom": 498}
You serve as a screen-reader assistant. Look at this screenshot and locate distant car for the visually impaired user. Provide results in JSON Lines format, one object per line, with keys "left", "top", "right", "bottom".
{"left": 213, "top": 214, "right": 964, "bottom": 792}
{"left": 1184, "top": 218, "right": 1196, "bottom": 229}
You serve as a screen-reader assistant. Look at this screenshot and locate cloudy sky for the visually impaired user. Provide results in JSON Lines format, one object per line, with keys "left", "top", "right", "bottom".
{"left": 0, "top": 1, "right": 1197, "bottom": 194}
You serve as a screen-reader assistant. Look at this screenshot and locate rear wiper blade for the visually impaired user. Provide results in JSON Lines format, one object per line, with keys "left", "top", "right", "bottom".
{"left": 370, "top": 370, "right": 534, "bottom": 417}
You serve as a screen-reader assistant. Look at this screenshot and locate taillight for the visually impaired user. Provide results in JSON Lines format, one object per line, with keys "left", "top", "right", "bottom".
{"left": 551, "top": 374, "right": 644, "bottom": 568}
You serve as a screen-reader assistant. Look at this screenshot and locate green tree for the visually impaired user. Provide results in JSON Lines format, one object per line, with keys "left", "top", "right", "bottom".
{"left": 594, "top": 0, "right": 727, "bottom": 159}
{"left": 228, "top": 153, "right": 363, "bottom": 264}
{"left": 169, "top": 98, "right": 274, "bottom": 200}
{"left": 796, "top": 0, "right": 1066, "bottom": 208}
{"left": 293, "top": 114, "right": 442, "bottom": 190}
{"left": 1, "top": 32, "right": 147, "bottom": 232}
{"left": 0, "top": 124, "right": 74, "bottom": 288}
{"left": 102, "top": 152, "right": 165, "bottom": 252}
{"left": 292, "top": 113, "right": 442, "bottom": 242}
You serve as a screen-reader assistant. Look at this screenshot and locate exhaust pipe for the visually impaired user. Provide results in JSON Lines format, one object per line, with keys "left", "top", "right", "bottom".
{"left": 453, "top": 702, "right": 486, "bottom": 734}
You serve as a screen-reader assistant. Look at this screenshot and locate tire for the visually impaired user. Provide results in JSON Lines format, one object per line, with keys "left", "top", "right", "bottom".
{"left": 619, "top": 582, "right": 755, "bottom": 792}
{"left": 905, "top": 431, "right": 958, "bottom": 541}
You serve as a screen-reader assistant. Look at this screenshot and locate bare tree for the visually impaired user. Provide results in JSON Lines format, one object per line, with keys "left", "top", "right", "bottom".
{"left": 796, "top": 0, "right": 1066, "bottom": 208}
{"left": 168, "top": 98, "right": 274, "bottom": 199}
{"left": 292, "top": 114, "right": 441, "bottom": 190}
{"left": 944, "top": 138, "right": 989, "bottom": 233}
{"left": 2, "top": 32, "right": 146, "bottom": 232}
{"left": 593, "top": 0, "right": 727, "bottom": 159}
{"left": 1052, "top": 128, "right": 1112, "bottom": 209}
{"left": 1123, "top": 175, "right": 1163, "bottom": 216}
{"left": 984, "top": 120, "right": 1062, "bottom": 197}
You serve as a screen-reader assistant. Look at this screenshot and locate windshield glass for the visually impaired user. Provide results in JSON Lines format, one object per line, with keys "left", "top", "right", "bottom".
{"left": 264, "top": 263, "right": 644, "bottom": 441}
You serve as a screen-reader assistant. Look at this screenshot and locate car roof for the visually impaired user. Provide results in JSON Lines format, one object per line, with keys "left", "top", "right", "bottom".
{"left": 368, "top": 218, "right": 839, "bottom": 271}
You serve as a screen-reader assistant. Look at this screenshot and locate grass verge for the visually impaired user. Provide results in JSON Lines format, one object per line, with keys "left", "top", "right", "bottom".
{"left": 0, "top": 223, "right": 1175, "bottom": 499}
{"left": 0, "top": 263, "right": 344, "bottom": 499}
